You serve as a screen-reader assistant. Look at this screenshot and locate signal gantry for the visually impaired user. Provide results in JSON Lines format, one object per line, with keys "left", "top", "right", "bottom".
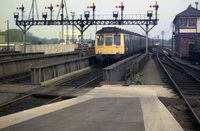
{"left": 14, "top": 0, "right": 159, "bottom": 54}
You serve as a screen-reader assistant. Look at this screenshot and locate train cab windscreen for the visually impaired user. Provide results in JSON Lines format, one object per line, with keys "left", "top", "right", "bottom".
{"left": 97, "top": 35, "right": 104, "bottom": 46}
{"left": 114, "top": 35, "right": 121, "bottom": 46}
{"left": 105, "top": 35, "right": 112, "bottom": 46}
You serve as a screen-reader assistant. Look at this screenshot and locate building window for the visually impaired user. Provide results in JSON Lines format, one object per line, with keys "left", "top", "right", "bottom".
{"left": 179, "top": 18, "right": 187, "bottom": 27}
{"left": 114, "top": 35, "right": 121, "bottom": 46}
{"left": 188, "top": 18, "right": 196, "bottom": 26}
{"left": 105, "top": 35, "right": 112, "bottom": 46}
{"left": 179, "top": 18, "right": 196, "bottom": 28}
{"left": 97, "top": 35, "right": 104, "bottom": 46}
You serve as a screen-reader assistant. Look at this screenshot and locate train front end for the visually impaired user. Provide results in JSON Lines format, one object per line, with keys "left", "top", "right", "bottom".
{"left": 95, "top": 32, "right": 124, "bottom": 61}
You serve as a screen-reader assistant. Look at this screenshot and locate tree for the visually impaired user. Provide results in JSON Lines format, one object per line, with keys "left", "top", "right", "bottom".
{"left": 0, "top": 29, "right": 59, "bottom": 44}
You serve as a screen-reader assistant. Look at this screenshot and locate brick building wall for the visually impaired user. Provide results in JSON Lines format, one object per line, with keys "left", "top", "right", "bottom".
{"left": 175, "top": 34, "right": 200, "bottom": 57}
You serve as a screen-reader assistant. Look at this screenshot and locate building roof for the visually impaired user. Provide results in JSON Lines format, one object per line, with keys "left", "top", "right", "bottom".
{"left": 96, "top": 27, "right": 144, "bottom": 37}
{"left": 173, "top": 5, "right": 200, "bottom": 23}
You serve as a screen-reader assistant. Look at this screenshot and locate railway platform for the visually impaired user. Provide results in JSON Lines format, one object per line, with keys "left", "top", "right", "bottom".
{"left": 139, "top": 55, "right": 164, "bottom": 85}
{"left": 0, "top": 85, "right": 183, "bottom": 131}
{"left": 0, "top": 54, "right": 184, "bottom": 130}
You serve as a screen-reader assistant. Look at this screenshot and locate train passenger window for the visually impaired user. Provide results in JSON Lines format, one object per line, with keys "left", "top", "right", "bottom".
{"left": 97, "top": 35, "right": 104, "bottom": 46}
{"left": 105, "top": 35, "right": 112, "bottom": 46}
{"left": 114, "top": 35, "right": 121, "bottom": 46}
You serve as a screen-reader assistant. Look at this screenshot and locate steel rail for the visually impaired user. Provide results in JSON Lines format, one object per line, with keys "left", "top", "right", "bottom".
{"left": 7, "top": 74, "right": 30, "bottom": 84}
{"left": 159, "top": 59, "right": 184, "bottom": 72}
{"left": 156, "top": 49, "right": 200, "bottom": 124}
{"left": 0, "top": 67, "right": 102, "bottom": 112}
{"left": 0, "top": 86, "right": 57, "bottom": 110}
{"left": 0, "top": 86, "right": 43, "bottom": 110}
{"left": 43, "top": 75, "right": 102, "bottom": 105}
{"left": 161, "top": 48, "right": 200, "bottom": 83}
{"left": 56, "top": 67, "right": 102, "bottom": 86}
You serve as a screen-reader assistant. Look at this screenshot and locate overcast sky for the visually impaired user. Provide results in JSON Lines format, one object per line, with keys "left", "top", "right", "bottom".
{"left": 0, "top": 0, "right": 199, "bottom": 40}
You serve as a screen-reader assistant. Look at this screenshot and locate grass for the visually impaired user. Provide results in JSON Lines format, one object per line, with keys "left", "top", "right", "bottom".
{"left": 132, "top": 72, "right": 142, "bottom": 85}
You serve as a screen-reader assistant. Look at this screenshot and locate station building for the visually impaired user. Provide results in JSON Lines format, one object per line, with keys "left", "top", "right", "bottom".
{"left": 173, "top": 5, "right": 200, "bottom": 57}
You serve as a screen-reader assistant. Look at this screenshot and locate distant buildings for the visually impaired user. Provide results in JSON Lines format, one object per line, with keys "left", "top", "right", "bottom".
{"left": 173, "top": 5, "right": 200, "bottom": 57}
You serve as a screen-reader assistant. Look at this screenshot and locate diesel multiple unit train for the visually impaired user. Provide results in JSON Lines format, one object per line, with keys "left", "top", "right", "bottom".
{"left": 95, "top": 27, "right": 152, "bottom": 61}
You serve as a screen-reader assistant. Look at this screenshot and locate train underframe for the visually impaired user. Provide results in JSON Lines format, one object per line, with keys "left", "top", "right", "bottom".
{"left": 96, "top": 52, "right": 138, "bottom": 66}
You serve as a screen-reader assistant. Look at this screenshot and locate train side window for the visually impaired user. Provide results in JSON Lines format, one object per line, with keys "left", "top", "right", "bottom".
{"left": 105, "top": 35, "right": 112, "bottom": 46}
{"left": 97, "top": 35, "right": 104, "bottom": 46}
{"left": 114, "top": 35, "right": 121, "bottom": 46}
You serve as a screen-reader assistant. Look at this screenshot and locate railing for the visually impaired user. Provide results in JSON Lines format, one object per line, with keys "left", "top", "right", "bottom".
{"left": 15, "top": 14, "right": 158, "bottom": 21}
{"left": 124, "top": 64, "right": 134, "bottom": 86}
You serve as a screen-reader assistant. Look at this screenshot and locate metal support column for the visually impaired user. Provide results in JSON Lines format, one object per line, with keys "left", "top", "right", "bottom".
{"left": 50, "top": 4, "right": 53, "bottom": 21}
{"left": 71, "top": 12, "right": 75, "bottom": 44}
{"left": 162, "top": 31, "right": 164, "bottom": 48}
{"left": 172, "top": 33, "right": 174, "bottom": 51}
{"left": 146, "top": 25, "right": 148, "bottom": 53}
{"left": 172, "top": 24, "right": 174, "bottom": 51}
{"left": 23, "top": 26, "right": 26, "bottom": 53}
{"left": 66, "top": 17, "right": 69, "bottom": 44}
{"left": 121, "top": 2, "right": 124, "bottom": 20}
{"left": 93, "top": 3, "right": 95, "bottom": 20}
{"left": 67, "top": 24, "right": 69, "bottom": 44}
{"left": 32, "top": 0, "right": 34, "bottom": 20}
{"left": 74, "top": 23, "right": 91, "bottom": 56}
{"left": 80, "top": 26, "right": 84, "bottom": 56}
{"left": 62, "top": 25, "right": 64, "bottom": 43}
{"left": 61, "top": 0, "right": 64, "bottom": 44}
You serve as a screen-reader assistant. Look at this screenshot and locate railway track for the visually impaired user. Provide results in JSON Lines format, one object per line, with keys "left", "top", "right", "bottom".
{"left": 157, "top": 48, "right": 200, "bottom": 124}
{"left": 0, "top": 71, "right": 31, "bottom": 84}
{"left": 174, "top": 61, "right": 200, "bottom": 80}
{"left": 163, "top": 48, "right": 200, "bottom": 79}
{"left": 0, "top": 67, "right": 102, "bottom": 117}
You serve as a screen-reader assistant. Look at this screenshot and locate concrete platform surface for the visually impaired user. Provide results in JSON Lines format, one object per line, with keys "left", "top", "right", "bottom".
{"left": 139, "top": 57, "right": 164, "bottom": 85}
{"left": 0, "top": 85, "right": 183, "bottom": 131}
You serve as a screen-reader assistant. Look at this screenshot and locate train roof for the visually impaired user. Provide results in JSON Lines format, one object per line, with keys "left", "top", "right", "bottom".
{"left": 96, "top": 27, "right": 144, "bottom": 37}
